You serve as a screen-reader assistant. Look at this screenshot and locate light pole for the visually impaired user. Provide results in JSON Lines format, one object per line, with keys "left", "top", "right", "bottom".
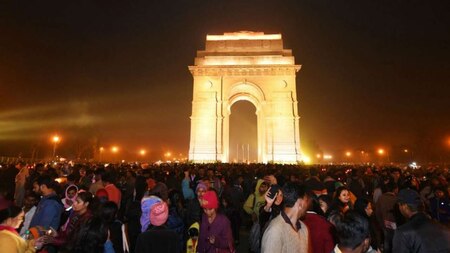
{"left": 378, "top": 148, "right": 390, "bottom": 164}
{"left": 52, "top": 135, "right": 60, "bottom": 159}
{"left": 111, "top": 146, "right": 119, "bottom": 163}
{"left": 99, "top": 147, "right": 104, "bottom": 162}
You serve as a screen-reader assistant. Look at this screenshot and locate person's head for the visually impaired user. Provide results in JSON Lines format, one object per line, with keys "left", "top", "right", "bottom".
{"left": 73, "top": 191, "right": 93, "bottom": 214}
{"left": 207, "top": 168, "right": 214, "bottom": 178}
{"left": 79, "top": 168, "right": 86, "bottom": 177}
{"left": 102, "top": 172, "right": 115, "bottom": 186}
{"left": 318, "top": 194, "right": 332, "bottom": 214}
{"left": 95, "top": 189, "right": 109, "bottom": 203}
{"left": 196, "top": 182, "right": 207, "bottom": 199}
{"left": 397, "top": 188, "right": 422, "bottom": 218}
{"left": 140, "top": 195, "right": 162, "bottom": 232}
{"left": 32, "top": 180, "right": 40, "bottom": 195}
{"left": 94, "top": 168, "right": 105, "bottom": 182}
{"left": 202, "top": 179, "right": 211, "bottom": 190}
{"left": 354, "top": 198, "right": 373, "bottom": 217}
{"left": 390, "top": 168, "right": 401, "bottom": 182}
{"left": 23, "top": 192, "right": 39, "bottom": 210}
{"left": 35, "top": 175, "right": 58, "bottom": 196}
{"left": 282, "top": 182, "right": 309, "bottom": 219}
{"left": 150, "top": 201, "right": 169, "bottom": 227}
{"left": 66, "top": 185, "right": 78, "bottom": 199}
{"left": 335, "top": 211, "right": 370, "bottom": 253}
{"left": 201, "top": 190, "right": 219, "bottom": 218}
{"left": 335, "top": 186, "right": 350, "bottom": 205}
{"left": 384, "top": 179, "right": 399, "bottom": 194}
{"left": 0, "top": 205, "right": 24, "bottom": 229}
{"left": 99, "top": 201, "right": 118, "bottom": 224}
{"left": 259, "top": 181, "right": 269, "bottom": 195}
{"left": 434, "top": 187, "right": 446, "bottom": 199}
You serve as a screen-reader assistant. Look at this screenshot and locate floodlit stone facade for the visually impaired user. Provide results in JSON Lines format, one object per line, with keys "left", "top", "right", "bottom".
{"left": 188, "top": 31, "right": 302, "bottom": 164}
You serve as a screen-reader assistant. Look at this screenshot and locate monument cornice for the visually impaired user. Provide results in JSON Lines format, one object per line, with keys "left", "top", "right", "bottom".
{"left": 188, "top": 65, "right": 301, "bottom": 76}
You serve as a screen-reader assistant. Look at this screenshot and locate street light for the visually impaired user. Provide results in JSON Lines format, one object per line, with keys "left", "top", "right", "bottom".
{"left": 51, "top": 135, "right": 60, "bottom": 159}
{"left": 377, "top": 148, "right": 385, "bottom": 155}
{"left": 111, "top": 146, "right": 119, "bottom": 153}
{"left": 345, "top": 151, "right": 352, "bottom": 157}
{"left": 140, "top": 149, "right": 146, "bottom": 156}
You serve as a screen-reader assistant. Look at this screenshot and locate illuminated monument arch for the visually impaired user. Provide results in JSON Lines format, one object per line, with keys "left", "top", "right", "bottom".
{"left": 188, "top": 31, "right": 303, "bottom": 164}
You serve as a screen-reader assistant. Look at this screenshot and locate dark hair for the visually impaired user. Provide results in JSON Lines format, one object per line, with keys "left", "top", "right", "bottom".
{"left": 77, "top": 191, "right": 94, "bottom": 211}
{"left": 384, "top": 179, "right": 398, "bottom": 193}
{"left": 354, "top": 198, "right": 371, "bottom": 218}
{"left": 94, "top": 168, "right": 106, "bottom": 178}
{"left": 282, "top": 182, "right": 306, "bottom": 208}
{"left": 333, "top": 186, "right": 349, "bottom": 204}
{"left": 318, "top": 194, "right": 332, "bottom": 207}
{"left": 102, "top": 172, "right": 116, "bottom": 184}
{"left": 335, "top": 211, "right": 369, "bottom": 250}
{"left": 36, "top": 175, "right": 57, "bottom": 189}
{"left": 72, "top": 217, "right": 108, "bottom": 253}
{"left": 99, "top": 201, "right": 118, "bottom": 224}
{"left": 0, "top": 205, "right": 22, "bottom": 223}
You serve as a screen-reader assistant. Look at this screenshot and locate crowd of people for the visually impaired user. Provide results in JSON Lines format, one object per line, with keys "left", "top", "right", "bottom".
{"left": 0, "top": 161, "right": 449, "bottom": 253}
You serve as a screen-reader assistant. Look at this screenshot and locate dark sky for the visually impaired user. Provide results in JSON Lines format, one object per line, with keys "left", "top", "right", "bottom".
{"left": 1, "top": 1, "right": 449, "bottom": 162}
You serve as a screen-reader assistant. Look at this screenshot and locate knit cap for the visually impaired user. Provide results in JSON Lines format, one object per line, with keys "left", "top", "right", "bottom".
{"left": 201, "top": 190, "right": 218, "bottom": 209}
{"left": 196, "top": 182, "right": 207, "bottom": 193}
{"left": 150, "top": 202, "right": 169, "bottom": 226}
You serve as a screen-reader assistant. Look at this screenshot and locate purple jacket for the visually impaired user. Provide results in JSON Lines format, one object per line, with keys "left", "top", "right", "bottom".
{"left": 197, "top": 213, "right": 234, "bottom": 253}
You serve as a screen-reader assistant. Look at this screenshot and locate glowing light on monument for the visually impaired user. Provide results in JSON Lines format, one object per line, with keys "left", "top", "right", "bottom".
{"left": 206, "top": 31, "right": 282, "bottom": 41}
{"left": 189, "top": 31, "right": 302, "bottom": 164}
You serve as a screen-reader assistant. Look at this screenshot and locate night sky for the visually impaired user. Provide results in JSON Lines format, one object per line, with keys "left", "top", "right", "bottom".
{"left": 1, "top": 1, "right": 449, "bottom": 162}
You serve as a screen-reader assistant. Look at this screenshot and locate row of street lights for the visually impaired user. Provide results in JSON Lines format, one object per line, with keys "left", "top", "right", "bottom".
{"left": 314, "top": 148, "right": 411, "bottom": 163}
{"left": 50, "top": 135, "right": 176, "bottom": 162}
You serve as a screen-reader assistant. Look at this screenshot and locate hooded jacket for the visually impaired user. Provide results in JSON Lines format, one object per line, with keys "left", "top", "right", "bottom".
{"left": 243, "top": 179, "right": 266, "bottom": 219}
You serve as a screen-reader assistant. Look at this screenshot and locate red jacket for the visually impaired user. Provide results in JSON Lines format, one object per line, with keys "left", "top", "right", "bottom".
{"left": 303, "top": 212, "right": 335, "bottom": 253}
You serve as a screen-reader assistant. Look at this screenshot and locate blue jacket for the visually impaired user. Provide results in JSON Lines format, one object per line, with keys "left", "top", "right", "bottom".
{"left": 29, "top": 193, "right": 63, "bottom": 230}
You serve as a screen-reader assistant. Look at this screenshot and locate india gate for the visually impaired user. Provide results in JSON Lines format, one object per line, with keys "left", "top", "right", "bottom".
{"left": 188, "top": 31, "right": 303, "bottom": 164}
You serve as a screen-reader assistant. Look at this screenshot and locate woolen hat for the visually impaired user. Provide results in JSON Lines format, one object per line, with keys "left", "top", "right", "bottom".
{"left": 201, "top": 190, "right": 218, "bottom": 209}
{"left": 140, "top": 195, "right": 162, "bottom": 232}
{"left": 196, "top": 182, "right": 207, "bottom": 192}
{"left": 150, "top": 201, "right": 169, "bottom": 226}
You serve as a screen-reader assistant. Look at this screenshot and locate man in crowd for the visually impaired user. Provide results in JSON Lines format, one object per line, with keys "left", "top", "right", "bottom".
{"left": 332, "top": 211, "right": 370, "bottom": 253}
{"left": 393, "top": 188, "right": 450, "bottom": 253}
{"left": 103, "top": 171, "right": 122, "bottom": 208}
{"left": 261, "top": 182, "right": 310, "bottom": 253}
{"left": 89, "top": 167, "right": 105, "bottom": 195}
{"left": 30, "top": 175, "right": 63, "bottom": 230}
{"left": 375, "top": 180, "right": 399, "bottom": 253}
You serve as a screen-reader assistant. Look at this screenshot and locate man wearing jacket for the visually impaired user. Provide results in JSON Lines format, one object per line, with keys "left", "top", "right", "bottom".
{"left": 30, "top": 175, "right": 63, "bottom": 230}
{"left": 393, "top": 188, "right": 450, "bottom": 253}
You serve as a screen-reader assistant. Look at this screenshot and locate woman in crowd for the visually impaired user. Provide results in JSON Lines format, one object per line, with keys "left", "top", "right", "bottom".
{"left": 329, "top": 186, "right": 353, "bottom": 214}
{"left": 354, "top": 198, "right": 382, "bottom": 252}
{"left": 0, "top": 205, "right": 37, "bottom": 253}
{"left": 50, "top": 191, "right": 95, "bottom": 252}
{"left": 197, "top": 190, "right": 234, "bottom": 253}
{"left": 327, "top": 186, "right": 353, "bottom": 223}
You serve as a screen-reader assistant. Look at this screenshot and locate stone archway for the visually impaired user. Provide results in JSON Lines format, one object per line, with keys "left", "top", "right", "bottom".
{"left": 188, "top": 31, "right": 302, "bottom": 163}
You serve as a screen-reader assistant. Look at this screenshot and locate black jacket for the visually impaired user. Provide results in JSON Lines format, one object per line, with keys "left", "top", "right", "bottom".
{"left": 393, "top": 212, "right": 450, "bottom": 253}
{"left": 135, "top": 225, "right": 181, "bottom": 253}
